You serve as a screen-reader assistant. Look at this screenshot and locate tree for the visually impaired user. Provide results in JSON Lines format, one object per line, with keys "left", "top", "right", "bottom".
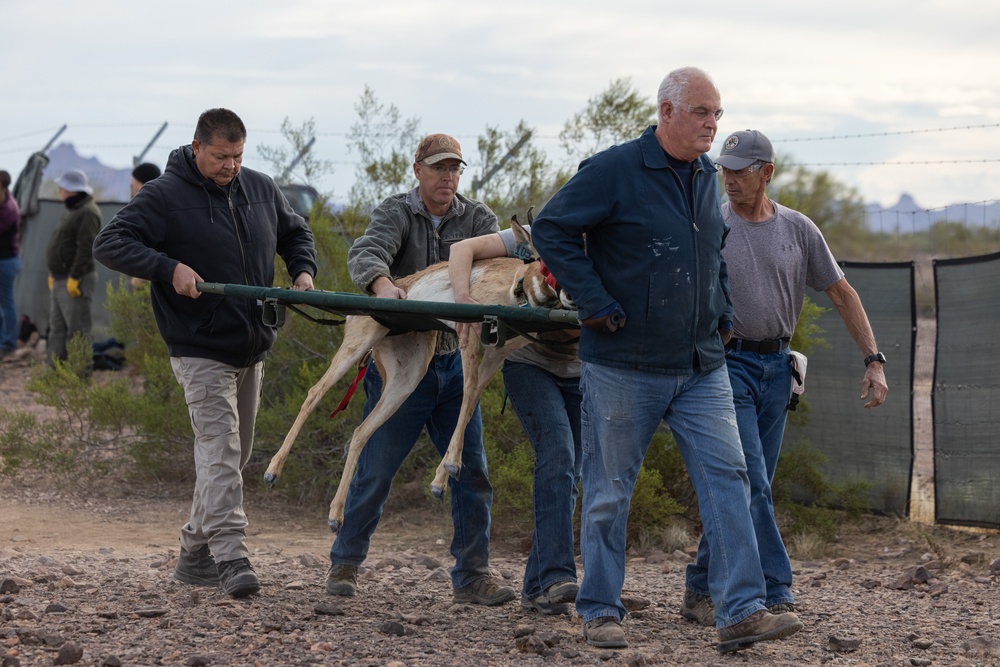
{"left": 256, "top": 117, "right": 333, "bottom": 186}
{"left": 771, "top": 155, "right": 869, "bottom": 259}
{"left": 470, "top": 121, "right": 558, "bottom": 224}
{"left": 559, "top": 77, "right": 657, "bottom": 166}
{"left": 345, "top": 86, "right": 421, "bottom": 214}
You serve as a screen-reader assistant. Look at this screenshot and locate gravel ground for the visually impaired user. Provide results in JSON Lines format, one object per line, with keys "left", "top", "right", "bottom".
{"left": 3, "top": 354, "right": 1000, "bottom": 666}
{"left": 4, "top": 472, "right": 1000, "bottom": 667}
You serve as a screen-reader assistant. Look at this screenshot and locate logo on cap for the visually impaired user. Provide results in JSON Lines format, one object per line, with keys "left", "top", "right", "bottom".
{"left": 724, "top": 135, "right": 740, "bottom": 151}
{"left": 415, "top": 133, "right": 466, "bottom": 165}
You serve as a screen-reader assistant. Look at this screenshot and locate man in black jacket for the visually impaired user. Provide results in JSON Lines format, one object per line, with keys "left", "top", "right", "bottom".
{"left": 93, "top": 108, "right": 317, "bottom": 598}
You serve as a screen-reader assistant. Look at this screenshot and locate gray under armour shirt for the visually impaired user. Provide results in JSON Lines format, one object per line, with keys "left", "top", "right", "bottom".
{"left": 721, "top": 200, "right": 844, "bottom": 341}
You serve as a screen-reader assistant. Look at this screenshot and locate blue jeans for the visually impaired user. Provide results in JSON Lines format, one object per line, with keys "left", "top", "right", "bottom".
{"left": 577, "top": 361, "right": 767, "bottom": 628}
{"left": 330, "top": 351, "right": 494, "bottom": 589}
{"left": 503, "top": 360, "right": 582, "bottom": 600}
{"left": 0, "top": 256, "right": 19, "bottom": 351}
{"left": 686, "top": 349, "right": 795, "bottom": 607}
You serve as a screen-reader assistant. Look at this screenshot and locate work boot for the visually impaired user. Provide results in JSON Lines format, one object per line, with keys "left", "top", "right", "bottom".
{"left": 453, "top": 576, "right": 516, "bottom": 606}
{"left": 582, "top": 616, "right": 628, "bottom": 648}
{"left": 326, "top": 563, "right": 358, "bottom": 597}
{"left": 217, "top": 558, "right": 260, "bottom": 598}
{"left": 521, "top": 580, "right": 579, "bottom": 615}
{"left": 680, "top": 589, "right": 715, "bottom": 626}
{"left": 174, "top": 545, "right": 220, "bottom": 587}
{"left": 768, "top": 602, "right": 796, "bottom": 614}
{"left": 717, "top": 609, "right": 803, "bottom": 654}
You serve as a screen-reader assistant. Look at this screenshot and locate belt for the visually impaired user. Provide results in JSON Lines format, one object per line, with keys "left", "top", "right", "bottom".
{"left": 725, "top": 337, "right": 789, "bottom": 354}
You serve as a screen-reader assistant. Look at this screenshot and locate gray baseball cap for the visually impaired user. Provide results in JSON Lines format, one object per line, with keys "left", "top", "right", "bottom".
{"left": 715, "top": 130, "right": 775, "bottom": 170}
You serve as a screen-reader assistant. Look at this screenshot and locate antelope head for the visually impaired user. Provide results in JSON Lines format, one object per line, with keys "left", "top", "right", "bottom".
{"left": 511, "top": 208, "right": 575, "bottom": 311}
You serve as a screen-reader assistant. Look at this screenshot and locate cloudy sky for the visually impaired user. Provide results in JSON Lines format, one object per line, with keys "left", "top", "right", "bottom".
{"left": 2, "top": 0, "right": 998, "bottom": 209}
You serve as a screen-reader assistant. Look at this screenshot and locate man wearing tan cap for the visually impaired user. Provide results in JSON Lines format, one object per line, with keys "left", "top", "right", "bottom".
{"left": 327, "top": 133, "right": 514, "bottom": 606}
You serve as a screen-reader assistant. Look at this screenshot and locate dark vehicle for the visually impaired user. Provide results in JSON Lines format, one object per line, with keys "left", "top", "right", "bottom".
{"left": 278, "top": 183, "right": 321, "bottom": 222}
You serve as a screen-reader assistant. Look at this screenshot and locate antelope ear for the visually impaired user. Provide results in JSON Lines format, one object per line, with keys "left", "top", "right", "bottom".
{"left": 510, "top": 209, "right": 538, "bottom": 259}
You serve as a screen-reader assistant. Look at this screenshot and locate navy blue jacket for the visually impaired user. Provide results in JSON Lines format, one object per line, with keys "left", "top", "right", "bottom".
{"left": 531, "top": 126, "right": 732, "bottom": 374}
{"left": 93, "top": 145, "right": 316, "bottom": 367}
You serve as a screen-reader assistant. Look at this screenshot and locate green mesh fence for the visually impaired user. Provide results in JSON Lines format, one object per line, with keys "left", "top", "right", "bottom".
{"left": 933, "top": 251, "right": 1000, "bottom": 528}
{"left": 783, "top": 261, "right": 915, "bottom": 516}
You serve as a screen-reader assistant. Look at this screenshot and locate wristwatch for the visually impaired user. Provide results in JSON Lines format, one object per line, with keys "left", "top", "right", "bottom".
{"left": 863, "top": 352, "right": 887, "bottom": 367}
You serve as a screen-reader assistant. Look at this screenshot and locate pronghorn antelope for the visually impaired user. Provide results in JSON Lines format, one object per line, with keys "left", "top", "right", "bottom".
{"left": 264, "top": 214, "right": 576, "bottom": 533}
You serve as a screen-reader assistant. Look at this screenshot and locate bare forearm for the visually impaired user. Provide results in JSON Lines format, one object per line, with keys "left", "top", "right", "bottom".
{"left": 826, "top": 277, "right": 888, "bottom": 408}
{"left": 449, "top": 243, "right": 476, "bottom": 303}
{"left": 827, "top": 279, "right": 877, "bottom": 356}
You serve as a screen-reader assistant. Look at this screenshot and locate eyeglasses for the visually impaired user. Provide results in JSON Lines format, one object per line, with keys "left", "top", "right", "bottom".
{"left": 424, "top": 162, "right": 465, "bottom": 175}
{"left": 683, "top": 105, "right": 725, "bottom": 122}
{"left": 717, "top": 160, "right": 767, "bottom": 176}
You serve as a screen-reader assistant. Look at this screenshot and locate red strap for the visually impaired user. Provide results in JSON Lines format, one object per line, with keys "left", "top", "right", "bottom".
{"left": 329, "top": 362, "right": 368, "bottom": 419}
{"left": 539, "top": 260, "right": 559, "bottom": 291}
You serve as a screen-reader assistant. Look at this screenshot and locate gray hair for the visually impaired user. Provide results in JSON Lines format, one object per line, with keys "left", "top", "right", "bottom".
{"left": 657, "top": 67, "right": 716, "bottom": 122}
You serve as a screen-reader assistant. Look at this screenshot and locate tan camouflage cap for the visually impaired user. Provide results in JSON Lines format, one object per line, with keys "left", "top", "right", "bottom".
{"left": 414, "top": 133, "right": 466, "bottom": 165}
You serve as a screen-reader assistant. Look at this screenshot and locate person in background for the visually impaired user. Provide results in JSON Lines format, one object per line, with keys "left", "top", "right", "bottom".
{"left": 680, "top": 128, "right": 888, "bottom": 626}
{"left": 0, "top": 169, "right": 20, "bottom": 359}
{"left": 128, "top": 162, "right": 162, "bottom": 288}
{"left": 93, "top": 108, "right": 317, "bottom": 599}
{"left": 449, "top": 227, "right": 582, "bottom": 616}
{"left": 531, "top": 66, "right": 802, "bottom": 653}
{"left": 46, "top": 168, "right": 101, "bottom": 365}
{"left": 325, "top": 133, "right": 515, "bottom": 607}
{"left": 130, "top": 162, "right": 161, "bottom": 198}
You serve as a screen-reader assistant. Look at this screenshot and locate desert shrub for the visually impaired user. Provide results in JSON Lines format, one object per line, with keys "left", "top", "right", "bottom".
{"left": 6, "top": 335, "right": 127, "bottom": 481}
{"left": 627, "top": 466, "right": 686, "bottom": 545}
{"left": 0, "top": 409, "right": 49, "bottom": 477}
{"left": 2, "top": 203, "right": 873, "bottom": 552}
{"left": 772, "top": 438, "right": 873, "bottom": 540}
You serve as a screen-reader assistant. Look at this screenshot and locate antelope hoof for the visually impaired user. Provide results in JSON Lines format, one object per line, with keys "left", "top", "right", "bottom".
{"left": 328, "top": 519, "right": 342, "bottom": 534}
{"left": 445, "top": 463, "right": 460, "bottom": 480}
{"left": 264, "top": 471, "right": 279, "bottom": 487}
{"left": 431, "top": 484, "right": 445, "bottom": 503}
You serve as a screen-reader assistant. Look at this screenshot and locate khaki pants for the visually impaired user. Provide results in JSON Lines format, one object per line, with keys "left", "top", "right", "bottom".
{"left": 170, "top": 356, "right": 264, "bottom": 562}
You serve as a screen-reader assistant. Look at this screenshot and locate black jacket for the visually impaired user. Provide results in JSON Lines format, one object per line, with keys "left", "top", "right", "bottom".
{"left": 93, "top": 145, "right": 317, "bottom": 367}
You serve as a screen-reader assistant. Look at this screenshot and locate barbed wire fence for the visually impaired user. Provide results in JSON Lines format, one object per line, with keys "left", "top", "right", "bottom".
{"left": 2, "top": 121, "right": 998, "bottom": 226}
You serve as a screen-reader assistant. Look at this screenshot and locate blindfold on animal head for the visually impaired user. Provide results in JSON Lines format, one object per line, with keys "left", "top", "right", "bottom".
{"left": 510, "top": 211, "right": 575, "bottom": 310}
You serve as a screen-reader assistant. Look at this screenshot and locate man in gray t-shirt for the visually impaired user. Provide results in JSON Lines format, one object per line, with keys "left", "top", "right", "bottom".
{"left": 681, "top": 129, "right": 889, "bottom": 626}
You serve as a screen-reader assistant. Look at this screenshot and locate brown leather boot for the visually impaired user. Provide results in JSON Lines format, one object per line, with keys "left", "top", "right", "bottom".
{"left": 717, "top": 609, "right": 803, "bottom": 653}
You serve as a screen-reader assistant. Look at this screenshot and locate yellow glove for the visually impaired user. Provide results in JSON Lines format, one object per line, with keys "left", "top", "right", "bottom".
{"left": 66, "top": 277, "right": 82, "bottom": 298}
{"left": 48, "top": 274, "right": 54, "bottom": 291}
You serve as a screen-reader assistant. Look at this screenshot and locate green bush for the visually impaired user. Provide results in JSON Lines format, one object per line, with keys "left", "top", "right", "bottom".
{"left": 2, "top": 202, "right": 874, "bottom": 553}
{"left": 0, "top": 409, "right": 47, "bottom": 477}
{"left": 7, "top": 335, "right": 123, "bottom": 481}
{"left": 772, "top": 438, "right": 873, "bottom": 540}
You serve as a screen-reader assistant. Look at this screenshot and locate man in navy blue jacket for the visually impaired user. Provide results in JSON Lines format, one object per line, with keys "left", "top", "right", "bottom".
{"left": 93, "top": 108, "right": 316, "bottom": 599}
{"left": 532, "top": 67, "right": 802, "bottom": 654}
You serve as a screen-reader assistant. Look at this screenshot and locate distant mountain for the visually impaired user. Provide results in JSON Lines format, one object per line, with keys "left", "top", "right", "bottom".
{"left": 27, "top": 142, "right": 343, "bottom": 219}
{"left": 25, "top": 145, "right": 998, "bottom": 230}
{"left": 31, "top": 143, "right": 135, "bottom": 203}
{"left": 864, "top": 193, "right": 1000, "bottom": 233}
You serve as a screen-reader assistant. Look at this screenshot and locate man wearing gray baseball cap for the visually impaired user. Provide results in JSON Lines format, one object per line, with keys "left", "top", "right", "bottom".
{"left": 46, "top": 168, "right": 102, "bottom": 366}
{"left": 680, "top": 129, "right": 888, "bottom": 628}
